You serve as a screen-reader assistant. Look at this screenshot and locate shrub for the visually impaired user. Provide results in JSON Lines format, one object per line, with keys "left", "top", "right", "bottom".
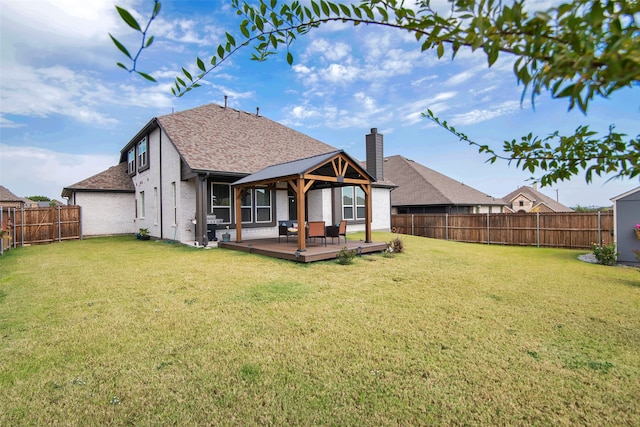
{"left": 387, "top": 236, "right": 404, "bottom": 254}
{"left": 592, "top": 242, "right": 618, "bottom": 266}
{"left": 633, "top": 249, "right": 640, "bottom": 263}
{"left": 336, "top": 247, "right": 356, "bottom": 265}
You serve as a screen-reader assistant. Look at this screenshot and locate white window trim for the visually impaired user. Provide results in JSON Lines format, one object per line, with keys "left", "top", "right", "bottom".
{"left": 255, "top": 188, "right": 272, "bottom": 223}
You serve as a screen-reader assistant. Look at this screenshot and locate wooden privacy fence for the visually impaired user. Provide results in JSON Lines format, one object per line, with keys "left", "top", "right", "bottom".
{"left": 391, "top": 212, "right": 614, "bottom": 249}
{"left": 1, "top": 206, "right": 81, "bottom": 254}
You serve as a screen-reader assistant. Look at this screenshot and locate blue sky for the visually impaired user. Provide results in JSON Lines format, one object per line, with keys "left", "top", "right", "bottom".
{"left": 1, "top": 0, "right": 638, "bottom": 207}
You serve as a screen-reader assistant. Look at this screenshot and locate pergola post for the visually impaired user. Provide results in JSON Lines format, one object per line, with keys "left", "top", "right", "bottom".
{"left": 234, "top": 186, "right": 243, "bottom": 242}
{"left": 363, "top": 183, "right": 372, "bottom": 243}
{"left": 296, "top": 176, "right": 307, "bottom": 251}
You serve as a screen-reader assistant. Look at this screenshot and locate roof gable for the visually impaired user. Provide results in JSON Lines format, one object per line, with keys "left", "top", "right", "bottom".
{"left": 234, "top": 150, "right": 374, "bottom": 187}
{"left": 503, "top": 186, "right": 574, "bottom": 212}
{"left": 383, "top": 155, "right": 505, "bottom": 206}
{"left": 156, "top": 104, "right": 337, "bottom": 174}
{"left": 62, "top": 162, "right": 134, "bottom": 198}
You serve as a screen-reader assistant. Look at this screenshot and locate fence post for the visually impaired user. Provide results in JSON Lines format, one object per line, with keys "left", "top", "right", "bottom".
{"left": 597, "top": 210, "right": 602, "bottom": 244}
{"left": 446, "top": 213, "right": 449, "bottom": 241}
{"left": 21, "top": 207, "right": 25, "bottom": 247}
{"left": 487, "top": 212, "right": 490, "bottom": 244}
{"left": 57, "top": 205, "right": 62, "bottom": 242}
{"left": 411, "top": 214, "right": 414, "bottom": 236}
{"left": 12, "top": 208, "right": 16, "bottom": 249}
{"left": 536, "top": 212, "right": 540, "bottom": 248}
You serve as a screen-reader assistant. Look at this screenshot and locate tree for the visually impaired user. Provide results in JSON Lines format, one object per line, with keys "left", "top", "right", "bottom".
{"left": 111, "top": 0, "right": 640, "bottom": 186}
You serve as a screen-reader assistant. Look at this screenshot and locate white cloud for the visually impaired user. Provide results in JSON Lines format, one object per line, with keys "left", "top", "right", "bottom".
{"left": 451, "top": 100, "right": 521, "bottom": 125}
{"left": 0, "top": 143, "right": 117, "bottom": 200}
{"left": 0, "top": 64, "right": 120, "bottom": 125}
{"left": 324, "top": 63, "right": 360, "bottom": 84}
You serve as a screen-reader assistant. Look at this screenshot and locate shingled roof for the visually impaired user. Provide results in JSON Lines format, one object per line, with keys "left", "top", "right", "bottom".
{"left": 503, "top": 186, "right": 574, "bottom": 212}
{"left": 62, "top": 162, "right": 134, "bottom": 198}
{"left": 383, "top": 155, "right": 506, "bottom": 207}
{"left": 0, "top": 185, "right": 23, "bottom": 203}
{"left": 156, "top": 104, "right": 337, "bottom": 174}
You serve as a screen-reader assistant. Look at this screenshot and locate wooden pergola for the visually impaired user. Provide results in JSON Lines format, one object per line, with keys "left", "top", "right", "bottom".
{"left": 232, "top": 150, "right": 375, "bottom": 251}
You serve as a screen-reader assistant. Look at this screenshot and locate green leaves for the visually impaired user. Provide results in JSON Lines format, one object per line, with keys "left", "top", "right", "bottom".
{"left": 111, "top": 0, "right": 639, "bottom": 184}
{"left": 109, "top": 34, "right": 131, "bottom": 60}
{"left": 115, "top": 6, "right": 141, "bottom": 31}
{"left": 425, "top": 109, "right": 640, "bottom": 185}
{"left": 111, "top": 0, "right": 161, "bottom": 80}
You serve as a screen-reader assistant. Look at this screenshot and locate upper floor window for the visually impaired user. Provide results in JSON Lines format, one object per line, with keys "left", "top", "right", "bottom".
{"left": 138, "top": 138, "right": 148, "bottom": 171}
{"left": 127, "top": 147, "right": 136, "bottom": 174}
{"left": 342, "top": 186, "right": 365, "bottom": 220}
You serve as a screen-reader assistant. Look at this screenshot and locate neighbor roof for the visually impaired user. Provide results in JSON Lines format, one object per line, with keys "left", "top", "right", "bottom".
{"left": 62, "top": 162, "right": 134, "bottom": 198}
{"left": 503, "top": 186, "right": 574, "bottom": 212}
{"left": 154, "top": 104, "right": 337, "bottom": 174}
{"left": 0, "top": 185, "right": 23, "bottom": 203}
{"left": 382, "top": 155, "right": 506, "bottom": 207}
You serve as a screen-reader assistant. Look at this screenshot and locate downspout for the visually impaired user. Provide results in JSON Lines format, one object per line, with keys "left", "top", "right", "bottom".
{"left": 158, "top": 124, "right": 163, "bottom": 240}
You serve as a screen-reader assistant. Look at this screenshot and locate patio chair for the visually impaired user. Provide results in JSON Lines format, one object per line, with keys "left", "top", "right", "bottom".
{"left": 278, "top": 221, "right": 298, "bottom": 243}
{"left": 337, "top": 220, "right": 347, "bottom": 244}
{"left": 307, "top": 221, "right": 326, "bottom": 246}
{"left": 327, "top": 220, "right": 347, "bottom": 244}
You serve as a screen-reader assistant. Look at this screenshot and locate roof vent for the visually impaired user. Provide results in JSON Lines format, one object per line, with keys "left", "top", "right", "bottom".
{"left": 256, "top": 107, "right": 260, "bottom": 117}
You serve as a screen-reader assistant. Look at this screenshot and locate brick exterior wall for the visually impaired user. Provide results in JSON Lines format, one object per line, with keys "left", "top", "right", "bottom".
{"left": 74, "top": 192, "right": 135, "bottom": 236}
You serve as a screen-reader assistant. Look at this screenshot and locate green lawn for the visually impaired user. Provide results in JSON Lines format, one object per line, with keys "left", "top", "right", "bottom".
{"left": 1, "top": 234, "right": 639, "bottom": 425}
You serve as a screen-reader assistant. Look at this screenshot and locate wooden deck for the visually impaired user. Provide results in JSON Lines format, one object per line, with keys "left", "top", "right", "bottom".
{"left": 218, "top": 237, "right": 388, "bottom": 262}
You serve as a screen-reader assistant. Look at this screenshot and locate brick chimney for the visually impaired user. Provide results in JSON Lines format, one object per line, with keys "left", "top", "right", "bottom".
{"left": 366, "top": 128, "right": 383, "bottom": 180}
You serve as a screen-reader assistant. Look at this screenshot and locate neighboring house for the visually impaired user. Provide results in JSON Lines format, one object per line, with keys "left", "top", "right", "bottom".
{"left": 503, "top": 185, "right": 574, "bottom": 213}
{"left": 0, "top": 185, "right": 26, "bottom": 209}
{"left": 375, "top": 155, "right": 507, "bottom": 214}
{"left": 611, "top": 186, "right": 640, "bottom": 265}
{"left": 63, "top": 104, "right": 394, "bottom": 246}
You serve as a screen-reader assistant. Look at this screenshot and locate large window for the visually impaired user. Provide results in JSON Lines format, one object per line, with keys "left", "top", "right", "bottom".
{"left": 137, "top": 137, "right": 148, "bottom": 171}
{"left": 127, "top": 147, "right": 135, "bottom": 174}
{"left": 240, "top": 190, "right": 252, "bottom": 223}
{"left": 211, "top": 183, "right": 231, "bottom": 223}
{"left": 255, "top": 188, "right": 272, "bottom": 223}
{"left": 342, "top": 186, "right": 366, "bottom": 220}
{"left": 210, "top": 184, "right": 272, "bottom": 225}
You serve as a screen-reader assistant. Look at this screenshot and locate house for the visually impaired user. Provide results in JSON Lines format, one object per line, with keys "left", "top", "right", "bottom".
{"left": 0, "top": 185, "right": 27, "bottom": 209}
{"left": 503, "top": 185, "right": 574, "bottom": 213}
{"left": 63, "top": 104, "right": 394, "bottom": 247}
{"left": 375, "top": 155, "right": 507, "bottom": 214}
{"left": 611, "top": 186, "right": 640, "bottom": 265}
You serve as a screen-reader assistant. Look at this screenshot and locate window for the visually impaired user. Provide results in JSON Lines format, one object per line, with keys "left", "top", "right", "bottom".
{"left": 342, "top": 186, "right": 365, "bottom": 220}
{"left": 171, "top": 182, "right": 177, "bottom": 225}
{"left": 255, "top": 188, "right": 272, "bottom": 223}
{"left": 241, "top": 189, "right": 252, "bottom": 223}
{"left": 211, "top": 183, "right": 231, "bottom": 223}
{"left": 140, "top": 191, "right": 145, "bottom": 218}
{"left": 127, "top": 147, "right": 135, "bottom": 174}
{"left": 519, "top": 201, "right": 524, "bottom": 207}
{"left": 154, "top": 187, "right": 159, "bottom": 224}
{"left": 137, "top": 138, "right": 148, "bottom": 171}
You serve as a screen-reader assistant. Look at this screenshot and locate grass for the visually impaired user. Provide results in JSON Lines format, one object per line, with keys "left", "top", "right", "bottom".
{"left": 0, "top": 233, "right": 639, "bottom": 425}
